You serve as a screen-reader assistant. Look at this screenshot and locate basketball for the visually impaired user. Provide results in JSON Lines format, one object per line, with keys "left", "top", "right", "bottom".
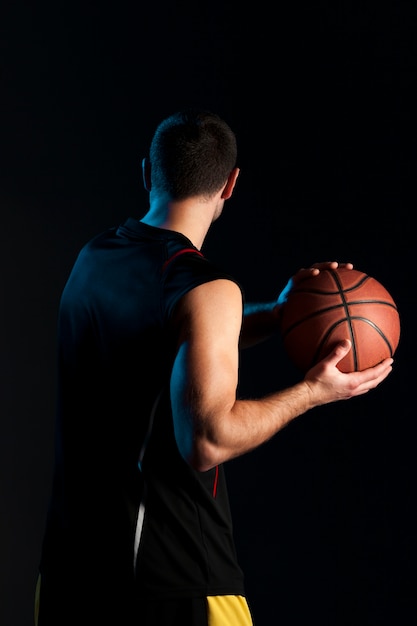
{"left": 279, "top": 267, "right": 400, "bottom": 373}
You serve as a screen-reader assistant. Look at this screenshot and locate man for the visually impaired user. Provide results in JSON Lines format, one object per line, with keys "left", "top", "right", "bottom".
{"left": 35, "top": 109, "right": 393, "bottom": 626}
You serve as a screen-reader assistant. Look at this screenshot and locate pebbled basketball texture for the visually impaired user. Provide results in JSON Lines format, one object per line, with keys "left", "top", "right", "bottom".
{"left": 279, "top": 268, "right": 401, "bottom": 373}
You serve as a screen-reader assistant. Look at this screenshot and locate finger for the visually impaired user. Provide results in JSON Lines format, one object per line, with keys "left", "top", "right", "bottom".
{"left": 310, "top": 261, "right": 354, "bottom": 271}
{"left": 292, "top": 267, "right": 320, "bottom": 284}
{"left": 294, "top": 262, "right": 354, "bottom": 282}
{"left": 310, "top": 261, "right": 339, "bottom": 270}
{"left": 359, "top": 357, "right": 394, "bottom": 382}
{"left": 336, "top": 262, "right": 354, "bottom": 270}
{"left": 352, "top": 358, "right": 394, "bottom": 393}
{"left": 325, "top": 339, "right": 352, "bottom": 366}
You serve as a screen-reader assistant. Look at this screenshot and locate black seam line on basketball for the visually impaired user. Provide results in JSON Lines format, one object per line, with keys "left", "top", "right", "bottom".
{"left": 282, "top": 300, "right": 398, "bottom": 336}
{"left": 349, "top": 317, "right": 396, "bottom": 355}
{"left": 332, "top": 270, "right": 358, "bottom": 369}
{"left": 309, "top": 317, "right": 395, "bottom": 371}
{"left": 291, "top": 274, "right": 371, "bottom": 296}
{"left": 307, "top": 270, "right": 360, "bottom": 370}
{"left": 330, "top": 268, "right": 370, "bottom": 294}
{"left": 310, "top": 318, "right": 356, "bottom": 370}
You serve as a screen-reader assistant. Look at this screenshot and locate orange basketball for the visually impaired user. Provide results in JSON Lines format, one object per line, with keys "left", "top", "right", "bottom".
{"left": 279, "top": 268, "right": 400, "bottom": 373}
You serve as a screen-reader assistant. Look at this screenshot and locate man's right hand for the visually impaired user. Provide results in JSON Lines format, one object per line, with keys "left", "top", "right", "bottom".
{"left": 303, "top": 338, "right": 394, "bottom": 404}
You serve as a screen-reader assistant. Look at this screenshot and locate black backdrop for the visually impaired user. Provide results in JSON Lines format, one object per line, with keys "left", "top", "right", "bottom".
{"left": 1, "top": 2, "right": 416, "bottom": 625}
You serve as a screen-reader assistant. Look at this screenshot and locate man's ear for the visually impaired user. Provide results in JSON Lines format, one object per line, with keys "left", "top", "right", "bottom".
{"left": 142, "top": 158, "right": 152, "bottom": 191}
{"left": 221, "top": 167, "right": 240, "bottom": 200}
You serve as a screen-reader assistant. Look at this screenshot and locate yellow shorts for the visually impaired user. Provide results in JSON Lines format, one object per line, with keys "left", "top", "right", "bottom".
{"left": 206, "top": 595, "right": 253, "bottom": 626}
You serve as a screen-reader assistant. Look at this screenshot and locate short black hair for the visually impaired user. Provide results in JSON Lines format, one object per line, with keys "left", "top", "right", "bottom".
{"left": 149, "top": 109, "right": 237, "bottom": 200}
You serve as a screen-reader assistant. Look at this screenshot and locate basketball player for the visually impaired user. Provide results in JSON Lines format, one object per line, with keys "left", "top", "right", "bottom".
{"left": 35, "top": 109, "right": 393, "bottom": 626}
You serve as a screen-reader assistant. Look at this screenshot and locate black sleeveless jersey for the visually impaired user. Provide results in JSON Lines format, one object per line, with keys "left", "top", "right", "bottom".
{"left": 39, "top": 218, "right": 246, "bottom": 620}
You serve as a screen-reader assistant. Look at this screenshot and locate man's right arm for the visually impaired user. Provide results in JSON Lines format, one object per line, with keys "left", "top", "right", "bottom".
{"left": 169, "top": 278, "right": 394, "bottom": 472}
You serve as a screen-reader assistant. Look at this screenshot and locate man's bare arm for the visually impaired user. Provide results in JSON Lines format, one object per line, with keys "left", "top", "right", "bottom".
{"left": 170, "top": 277, "right": 393, "bottom": 472}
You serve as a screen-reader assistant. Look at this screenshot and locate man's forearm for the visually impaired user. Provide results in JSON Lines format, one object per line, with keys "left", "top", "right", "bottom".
{"left": 240, "top": 301, "right": 281, "bottom": 348}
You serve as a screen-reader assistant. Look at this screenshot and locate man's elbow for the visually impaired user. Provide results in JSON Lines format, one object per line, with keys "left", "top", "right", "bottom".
{"left": 182, "top": 438, "right": 221, "bottom": 473}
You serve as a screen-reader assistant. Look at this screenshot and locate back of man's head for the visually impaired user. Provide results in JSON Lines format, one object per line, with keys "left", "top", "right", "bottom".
{"left": 149, "top": 109, "right": 237, "bottom": 200}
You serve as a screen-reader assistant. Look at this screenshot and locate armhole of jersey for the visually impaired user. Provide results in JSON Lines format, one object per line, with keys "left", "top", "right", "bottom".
{"left": 161, "top": 248, "right": 204, "bottom": 273}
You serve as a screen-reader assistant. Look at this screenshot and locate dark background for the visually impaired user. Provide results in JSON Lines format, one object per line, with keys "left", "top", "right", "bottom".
{"left": 1, "top": 1, "right": 416, "bottom": 625}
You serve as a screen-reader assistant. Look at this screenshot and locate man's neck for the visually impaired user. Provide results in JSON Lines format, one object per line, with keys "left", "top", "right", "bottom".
{"left": 140, "top": 193, "right": 219, "bottom": 250}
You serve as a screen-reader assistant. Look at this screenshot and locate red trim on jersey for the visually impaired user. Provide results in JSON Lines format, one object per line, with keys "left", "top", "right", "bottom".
{"left": 213, "top": 465, "right": 219, "bottom": 498}
{"left": 162, "top": 248, "right": 204, "bottom": 273}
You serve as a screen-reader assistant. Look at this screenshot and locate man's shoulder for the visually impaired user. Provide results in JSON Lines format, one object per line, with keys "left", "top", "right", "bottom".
{"left": 178, "top": 278, "right": 243, "bottom": 316}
